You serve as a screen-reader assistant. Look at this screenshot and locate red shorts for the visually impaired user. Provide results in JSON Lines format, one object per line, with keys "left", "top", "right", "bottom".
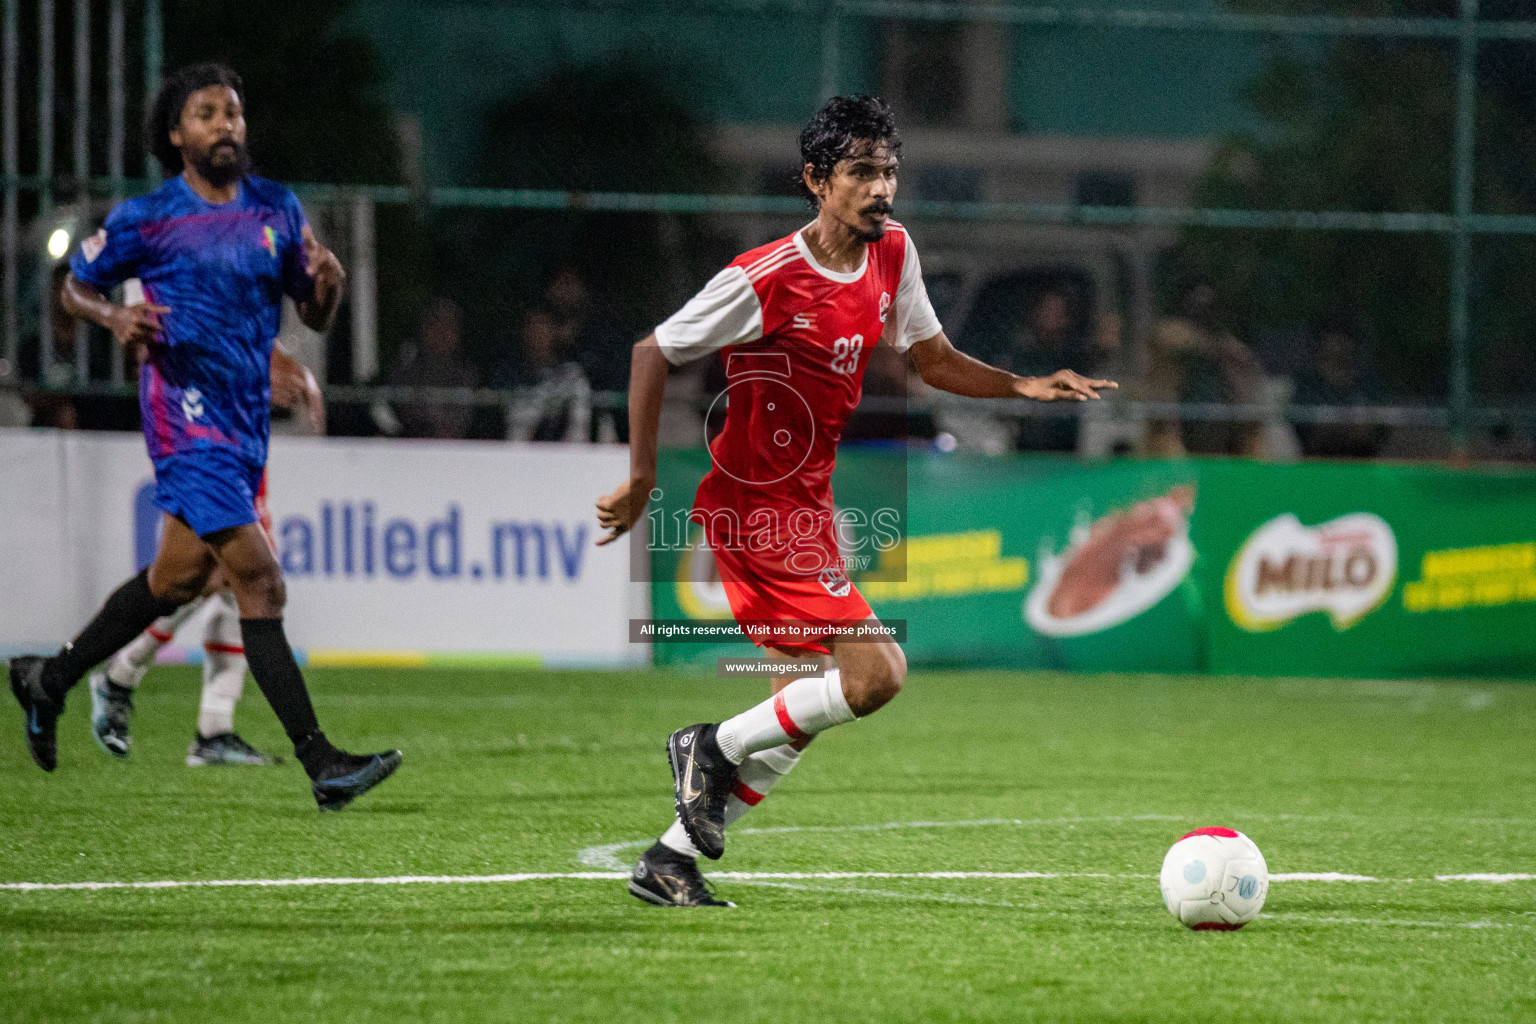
{"left": 713, "top": 543, "right": 874, "bottom": 655}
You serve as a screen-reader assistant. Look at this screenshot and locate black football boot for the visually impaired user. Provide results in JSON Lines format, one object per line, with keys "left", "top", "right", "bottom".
{"left": 628, "top": 842, "right": 734, "bottom": 907}
{"left": 666, "top": 723, "right": 735, "bottom": 860}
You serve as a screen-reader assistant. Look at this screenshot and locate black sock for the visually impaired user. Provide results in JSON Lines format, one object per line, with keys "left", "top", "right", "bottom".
{"left": 239, "top": 617, "right": 321, "bottom": 751}
{"left": 43, "top": 569, "right": 181, "bottom": 702}
{"left": 294, "top": 730, "right": 343, "bottom": 778}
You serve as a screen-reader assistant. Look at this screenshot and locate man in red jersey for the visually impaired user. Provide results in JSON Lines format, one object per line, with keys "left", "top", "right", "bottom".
{"left": 597, "top": 96, "right": 1114, "bottom": 907}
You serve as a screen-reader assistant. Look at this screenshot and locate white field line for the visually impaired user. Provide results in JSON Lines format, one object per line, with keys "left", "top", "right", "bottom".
{"left": 578, "top": 815, "right": 1188, "bottom": 870}
{"left": 4, "top": 870, "right": 1534, "bottom": 893}
{"left": 0, "top": 871, "right": 1136, "bottom": 892}
{"left": 1262, "top": 913, "right": 1534, "bottom": 931}
{"left": 574, "top": 815, "right": 1528, "bottom": 878}
{"left": 730, "top": 879, "right": 1033, "bottom": 910}
{"left": 1436, "top": 873, "right": 1536, "bottom": 883}
{"left": 2, "top": 817, "right": 1528, "bottom": 893}
{"left": 0, "top": 873, "right": 627, "bottom": 892}
{"left": 1270, "top": 872, "right": 1381, "bottom": 882}
{"left": 14, "top": 873, "right": 1526, "bottom": 934}
{"left": 715, "top": 871, "right": 1132, "bottom": 880}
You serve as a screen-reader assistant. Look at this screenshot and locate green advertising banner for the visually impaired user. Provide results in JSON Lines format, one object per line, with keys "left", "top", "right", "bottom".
{"left": 648, "top": 449, "right": 1536, "bottom": 678}
{"left": 1198, "top": 462, "right": 1536, "bottom": 678}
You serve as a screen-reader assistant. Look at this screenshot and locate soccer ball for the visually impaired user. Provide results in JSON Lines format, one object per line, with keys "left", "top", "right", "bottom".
{"left": 1159, "top": 827, "right": 1269, "bottom": 930}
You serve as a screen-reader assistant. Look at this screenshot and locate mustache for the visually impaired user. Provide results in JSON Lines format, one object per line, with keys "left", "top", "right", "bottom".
{"left": 862, "top": 202, "right": 892, "bottom": 216}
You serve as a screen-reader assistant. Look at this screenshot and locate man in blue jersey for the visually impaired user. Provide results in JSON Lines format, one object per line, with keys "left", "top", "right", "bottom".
{"left": 85, "top": 344, "right": 323, "bottom": 768}
{"left": 8, "top": 63, "right": 400, "bottom": 809}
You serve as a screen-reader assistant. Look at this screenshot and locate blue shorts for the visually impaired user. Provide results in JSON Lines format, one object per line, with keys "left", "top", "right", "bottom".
{"left": 152, "top": 449, "right": 265, "bottom": 538}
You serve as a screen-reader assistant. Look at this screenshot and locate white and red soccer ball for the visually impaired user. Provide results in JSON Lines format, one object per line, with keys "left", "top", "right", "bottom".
{"left": 1159, "top": 827, "right": 1269, "bottom": 930}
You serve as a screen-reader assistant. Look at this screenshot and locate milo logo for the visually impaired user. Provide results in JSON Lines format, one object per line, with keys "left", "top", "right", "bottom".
{"left": 1225, "top": 512, "right": 1397, "bottom": 631}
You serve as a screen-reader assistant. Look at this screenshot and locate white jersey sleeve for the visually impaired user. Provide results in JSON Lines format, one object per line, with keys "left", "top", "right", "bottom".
{"left": 654, "top": 265, "right": 764, "bottom": 366}
{"left": 891, "top": 232, "right": 942, "bottom": 352}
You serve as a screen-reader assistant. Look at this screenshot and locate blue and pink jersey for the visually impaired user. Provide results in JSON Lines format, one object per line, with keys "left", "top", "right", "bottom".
{"left": 70, "top": 174, "right": 314, "bottom": 469}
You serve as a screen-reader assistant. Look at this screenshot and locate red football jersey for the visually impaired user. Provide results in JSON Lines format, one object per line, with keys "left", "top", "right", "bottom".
{"left": 656, "top": 222, "right": 940, "bottom": 591}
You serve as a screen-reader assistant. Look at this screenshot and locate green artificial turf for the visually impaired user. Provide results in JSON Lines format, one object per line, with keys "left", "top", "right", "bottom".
{"left": 2, "top": 667, "right": 1533, "bottom": 1023}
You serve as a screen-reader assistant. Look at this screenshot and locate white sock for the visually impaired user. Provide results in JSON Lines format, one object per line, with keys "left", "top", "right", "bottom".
{"left": 659, "top": 744, "right": 803, "bottom": 858}
{"left": 714, "top": 669, "right": 853, "bottom": 764}
{"left": 197, "top": 591, "right": 246, "bottom": 738}
{"left": 724, "top": 743, "right": 801, "bottom": 826}
{"left": 105, "top": 597, "right": 205, "bottom": 688}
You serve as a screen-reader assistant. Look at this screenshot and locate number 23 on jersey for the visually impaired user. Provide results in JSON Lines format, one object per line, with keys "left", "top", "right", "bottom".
{"left": 830, "top": 334, "right": 864, "bottom": 375}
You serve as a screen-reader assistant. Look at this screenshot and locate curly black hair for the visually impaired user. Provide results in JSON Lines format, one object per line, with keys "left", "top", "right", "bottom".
{"left": 145, "top": 63, "right": 244, "bottom": 175}
{"left": 798, "top": 95, "right": 901, "bottom": 209}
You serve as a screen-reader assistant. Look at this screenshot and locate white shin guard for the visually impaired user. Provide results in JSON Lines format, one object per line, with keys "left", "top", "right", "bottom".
{"left": 197, "top": 591, "right": 246, "bottom": 739}
{"left": 723, "top": 743, "right": 801, "bottom": 827}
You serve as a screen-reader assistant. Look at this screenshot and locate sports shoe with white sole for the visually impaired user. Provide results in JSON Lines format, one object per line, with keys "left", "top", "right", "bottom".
{"left": 88, "top": 671, "right": 133, "bottom": 759}
{"left": 187, "top": 731, "right": 281, "bottom": 766}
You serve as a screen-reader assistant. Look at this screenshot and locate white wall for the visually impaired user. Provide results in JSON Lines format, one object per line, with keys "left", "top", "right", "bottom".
{"left": 0, "top": 429, "right": 641, "bottom": 666}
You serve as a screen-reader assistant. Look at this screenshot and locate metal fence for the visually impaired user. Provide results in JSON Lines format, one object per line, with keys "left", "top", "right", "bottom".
{"left": 3, "top": 0, "right": 1534, "bottom": 456}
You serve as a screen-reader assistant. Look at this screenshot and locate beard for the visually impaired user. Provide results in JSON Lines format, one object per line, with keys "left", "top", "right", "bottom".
{"left": 851, "top": 202, "right": 892, "bottom": 243}
{"left": 851, "top": 222, "right": 887, "bottom": 243}
{"left": 187, "top": 140, "right": 251, "bottom": 187}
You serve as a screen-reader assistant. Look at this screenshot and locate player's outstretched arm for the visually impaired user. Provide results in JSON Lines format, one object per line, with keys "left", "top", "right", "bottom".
{"left": 907, "top": 330, "right": 1117, "bottom": 402}
{"left": 60, "top": 272, "right": 169, "bottom": 349}
{"left": 295, "top": 225, "right": 346, "bottom": 332}
{"left": 596, "top": 333, "right": 671, "bottom": 546}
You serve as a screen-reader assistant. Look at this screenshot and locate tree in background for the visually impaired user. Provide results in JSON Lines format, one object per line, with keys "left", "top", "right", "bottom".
{"left": 1165, "top": 0, "right": 1536, "bottom": 403}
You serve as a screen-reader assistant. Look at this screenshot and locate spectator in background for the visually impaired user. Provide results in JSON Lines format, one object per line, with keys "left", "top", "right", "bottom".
{"left": 542, "top": 265, "right": 630, "bottom": 442}
{"left": 1144, "top": 280, "right": 1267, "bottom": 457}
{"left": 1012, "top": 289, "right": 1077, "bottom": 372}
{"left": 1088, "top": 310, "right": 1126, "bottom": 382}
{"left": 1292, "top": 313, "right": 1389, "bottom": 459}
{"left": 941, "top": 278, "right": 1091, "bottom": 455}
{"left": 26, "top": 393, "right": 80, "bottom": 429}
{"left": 1005, "top": 286, "right": 1084, "bottom": 453}
{"left": 505, "top": 308, "right": 592, "bottom": 442}
{"left": 386, "top": 297, "right": 477, "bottom": 439}
{"left": 1075, "top": 311, "right": 1141, "bottom": 458}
